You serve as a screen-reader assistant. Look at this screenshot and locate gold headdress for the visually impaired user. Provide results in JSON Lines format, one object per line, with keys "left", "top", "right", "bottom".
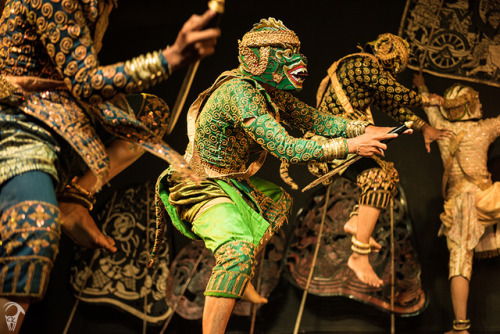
{"left": 238, "top": 18, "right": 300, "bottom": 75}
{"left": 368, "top": 33, "right": 410, "bottom": 74}
{"left": 440, "top": 83, "right": 480, "bottom": 121}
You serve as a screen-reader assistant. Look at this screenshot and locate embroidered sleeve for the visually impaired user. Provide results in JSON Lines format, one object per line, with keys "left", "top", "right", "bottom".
{"left": 243, "top": 113, "right": 350, "bottom": 163}
{"left": 28, "top": 0, "right": 168, "bottom": 104}
{"left": 418, "top": 86, "right": 446, "bottom": 130}
{"left": 269, "top": 90, "right": 366, "bottom": 138}
{"left": 228, "top": 81, "right": 347, "bottom": 163}
{"left": 365, "top": 58, "right": 428, "bottom": 130}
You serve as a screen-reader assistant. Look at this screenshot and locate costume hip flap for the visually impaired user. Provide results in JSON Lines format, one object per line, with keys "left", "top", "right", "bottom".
{"left": 0, "top": 201, "right": 61, "bottom": 300}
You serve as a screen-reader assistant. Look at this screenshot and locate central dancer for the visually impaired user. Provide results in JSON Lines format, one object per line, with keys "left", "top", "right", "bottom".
{"left": 153, "top": 18, "right": 402, "bottom": 334}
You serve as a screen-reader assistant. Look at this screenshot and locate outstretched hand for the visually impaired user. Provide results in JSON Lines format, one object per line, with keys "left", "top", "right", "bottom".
{"left": 163, "top": 9, "right": 221, "bottom": 71}
{"left": 347, "top": 125, "right": 412, "bottom": 157}
{"left": 59, "top": 201, "right": 117, "bottom": 253}
{"left": 421, "top": 124, "right": 453, "bottom": 153}
{"left": 428, "top": 93, "right": 444, "bottom": 106}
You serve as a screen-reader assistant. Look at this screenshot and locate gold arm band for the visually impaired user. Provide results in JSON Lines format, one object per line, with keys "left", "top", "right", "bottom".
{"left": 345, "top": 120, "right": 369, "bottom": 138}
{"left": 322, "top": 138, "right": 348, "bottom": 160}
{"left": 124, "top": 49, "right": 170, "bottom": 90}
{"left": 351, "top": 245, "right": 372, "bottom": 255}
{"left": 350, "top": 204, "right": 360, "bottom": 217}
{"left": 411, "top": 118, "right": 427, "bottom": 132}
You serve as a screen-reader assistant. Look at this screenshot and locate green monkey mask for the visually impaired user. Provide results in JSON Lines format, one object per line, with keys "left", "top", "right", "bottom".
{"left": 237, "top": 18, "right": 308, "bottom": 92}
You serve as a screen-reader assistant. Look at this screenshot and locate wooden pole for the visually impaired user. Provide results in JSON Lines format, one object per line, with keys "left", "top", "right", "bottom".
{"left": 390, "top": 199, "right": 395, "bottom": 334}
{"left": 160, "top": 250, "right": 205, "bottom": 334}
{"left": 293, "top": 184, "right": 332, "bottom": 334}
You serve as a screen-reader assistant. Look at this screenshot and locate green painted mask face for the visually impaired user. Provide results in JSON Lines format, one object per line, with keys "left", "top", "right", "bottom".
{"left": 240, "top": 45, "right": 308, "bottom": 92}
{"left": 258, "top": 46, "right": 308, "bottom": 91}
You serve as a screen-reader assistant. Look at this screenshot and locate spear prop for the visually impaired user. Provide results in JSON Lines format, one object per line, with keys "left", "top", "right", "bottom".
{"left": 165, "top": 0, "right": 225, "bottom": 135}
{"left": 302, "top": 121, "right": 413, "bottom": 192}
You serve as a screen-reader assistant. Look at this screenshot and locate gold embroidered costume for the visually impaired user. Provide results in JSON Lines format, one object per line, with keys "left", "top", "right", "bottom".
{"left": 152, "top": 19, "right": 369, "bottom": 299}
{"left": 315, "top": 33, "right": 432, "bottom": 212}
{"left": 418, "top": 83, "right": 500, "bottom": 280}
{"left": 0, "top": 0, "right": 187, "bottom": 300}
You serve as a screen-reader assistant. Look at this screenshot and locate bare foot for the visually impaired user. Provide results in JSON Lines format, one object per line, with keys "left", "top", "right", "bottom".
{"left": 242, "top": 283, "right": 268, "bottom": 304}
{"left": 59, "top": 201, "right": 117, "bottom": 253}
{"left": 344, "top": 215, "right": 382, "bottom": 251}
{"left": 347, "top": 253, "right": 383, "bottom": 288}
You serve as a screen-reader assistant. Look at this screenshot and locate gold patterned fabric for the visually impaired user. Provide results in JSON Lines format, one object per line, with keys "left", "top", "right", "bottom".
{"left": 188, "top": 70, "right": 364, "bottom": 179}
{"left": 317, "top": 53, "right": 427, "bottom": 131}
{"left": 314, "top": 53, "right": 422, "bottom": 208}
{"left": 0, "top": 0, "right": 191, "bottom": 190}
{"left": 356, "top": 161, "right": 399, "bottom": 209}
{"left": 421, "top": 86, "right": 500, "bottom": 279}
{"left": 0, "top": 0, "right": 185, "bottom": 301}
{"left": 152, "top": 68, "right": 358, "bottom": 297}
{"left": 0, "top": 200, "right": 61, "bottom": 299}
{"left": 0, "top": 104, "right": 72, "bottom": 187}
{"left": 205, "top": 241, "right": 255, "bottom": 298}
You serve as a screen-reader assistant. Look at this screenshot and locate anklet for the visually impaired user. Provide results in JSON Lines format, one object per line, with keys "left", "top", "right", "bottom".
{"left": 452, "top": 319, "right": 471, "bottom": 331}
{"left": 351, "top": 235, "right": 371, "bottom": 254}
{"left": 350, "top": 204, "right": 359, "bottom": 217}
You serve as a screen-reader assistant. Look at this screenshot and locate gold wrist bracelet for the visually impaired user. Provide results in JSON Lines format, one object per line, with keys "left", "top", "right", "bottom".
{"left": 124, "top": 49, "right": 170, "bottom": 89}
{"left": 346, "top": 120, "right": 369, "bottom": 138}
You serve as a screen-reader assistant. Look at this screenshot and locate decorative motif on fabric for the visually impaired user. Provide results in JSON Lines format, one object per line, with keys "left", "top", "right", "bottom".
{"left": 356, "top": 164, "right": 399, "bottom": 210}
{"left": 447, "top": 192, "right": 484, "bottom": 251}
{"left": 22, "top": 91, "right": 110, "bottom": 189}
{"left": 316, "top": 53, "right": 426, "bottom": 131}
{"left": 250, "top": 182, "right": 292, "bottom": 255}
{"left": 70, "top": 181, "right": 172, "bottom": 324}
{"left": 399, "top": 0, "right": 500, "bottom": 88}
{"left": 447, "top": 235, "right": 474, "bottom": 280}
{"left": 0, "top": 201, "right": 61, "bottom": 299}
{"left": 165, "top": 233, "right": 286, "bottom": 319}
{"left": 318, "top": 53, "right": 380, "bottom": 124}
{"left": 205, "top": 241, "right": 255, "bottom": 298}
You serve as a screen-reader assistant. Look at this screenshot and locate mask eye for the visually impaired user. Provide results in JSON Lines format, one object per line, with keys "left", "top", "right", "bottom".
{"left": 283, "top": 49, "right": 292, "bottom": 58}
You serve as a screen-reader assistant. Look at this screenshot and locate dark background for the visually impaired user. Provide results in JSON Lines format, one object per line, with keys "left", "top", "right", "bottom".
{"left": 21, "top": 0, "right": 500, "bottom": 333}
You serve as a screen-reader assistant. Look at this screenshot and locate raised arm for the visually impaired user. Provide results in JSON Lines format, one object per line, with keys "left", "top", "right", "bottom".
{"left": 28, "top": 2, "right": 220, "bottom": 104}
{"left": 412, "top": 73, "right": 453, "bottom": 152}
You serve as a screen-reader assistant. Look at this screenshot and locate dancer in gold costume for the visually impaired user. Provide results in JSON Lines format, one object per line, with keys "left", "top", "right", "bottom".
{"left": 315, "top": 33, "right": 451, "bottom": 287}
{"left": 414, "top": 73, "right": 500, "bottom": 334}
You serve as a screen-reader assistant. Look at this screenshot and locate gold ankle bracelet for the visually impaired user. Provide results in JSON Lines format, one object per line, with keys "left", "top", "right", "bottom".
{"left": 351, "top": 235, "right": 371, "bottom": 254}
{"left": 452, "top": 319, "right": 471, "bottom": 331}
